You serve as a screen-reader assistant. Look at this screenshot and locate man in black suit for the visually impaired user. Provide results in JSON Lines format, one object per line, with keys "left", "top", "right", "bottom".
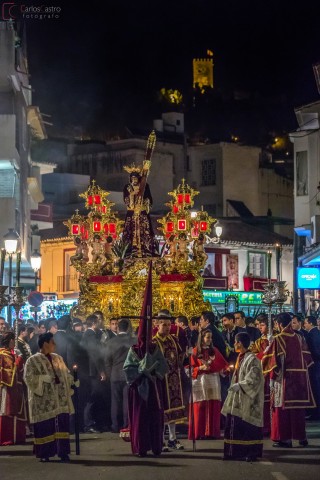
{"left": 234, "top": 311, "right": 261, "bottom": 343}
{"left": 292, "top": 314, "right": 308, "bottom": 340}
{"left": 304, "top": 316, "right": 320, "bottom": 420}
{"left": 199, "top": 311, "right": 227, "bottom": 358}
{"left": 54, "top": 315, "right": 73, "bottom": 368}
{"left": 221, "top": 313, "right": 246, "bottom": 364}
{"left": 81, "top": 314, "right": 106, "bottom": 433}
{"left": 104, "top": 318, "right": 135, "bottom": 433}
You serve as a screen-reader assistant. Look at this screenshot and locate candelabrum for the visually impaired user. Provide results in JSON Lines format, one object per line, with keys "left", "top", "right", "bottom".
{"left": 262, "top": 280, "right": 289, "bottom": 334}
{"left": 0, "top": 285, "right": 9, "bottom": 312}
{"left": 11, "top": 286, "right": 26, "bottom": 349}
{"left": 0, "top": 285, "right": 25, "bottom": 339}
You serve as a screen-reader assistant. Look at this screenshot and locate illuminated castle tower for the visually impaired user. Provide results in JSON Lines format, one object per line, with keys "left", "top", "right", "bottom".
{"left": 193, "top": 50, "right": 214, "bottom": 93}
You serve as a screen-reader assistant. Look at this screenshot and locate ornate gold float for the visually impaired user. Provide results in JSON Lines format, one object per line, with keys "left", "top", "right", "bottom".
{"left": 64, "top": 132, "right": 218, "bottom": 326}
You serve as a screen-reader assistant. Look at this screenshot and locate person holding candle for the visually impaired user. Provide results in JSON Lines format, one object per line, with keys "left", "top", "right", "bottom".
{"left": 222, "top": 332, "right": 264, "bottom": 461}
{"left": 250, "top": 314, "right": 272, "bottom": 435}
{"left": 262, "top": 313, "right": 315, "bottom": 448}
{"left": 0, "top": 331, "right": 27, "bottom": 445}
{"left": 189, "top": 329, "right": 229, "bottom": 440}
{"left": 24, "top": 332, "right": 76, "bottom": 462}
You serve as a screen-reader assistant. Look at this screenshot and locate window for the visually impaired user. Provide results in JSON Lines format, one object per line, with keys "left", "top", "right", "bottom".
{"left": 201, "top": 158, "right": 216, "bottom": 186}
{"left": 203, "top": 204, "right": 216, "bottom": 214}
{"left": 296, "top": 151, "right": 308, "bottom": 196}
{"left": 248, "top": 252, "right": 267, "bottom": 278}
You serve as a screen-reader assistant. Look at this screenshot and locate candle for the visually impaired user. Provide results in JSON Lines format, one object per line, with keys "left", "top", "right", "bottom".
{"left": 73, "top": 365, "right": 78, "bottom": 382}
{"left": 275, "top": 244, "right": 281, "bottom": 282}
{"left": 16, "top": 251, "right": 21, "bottom": 287}
{"left": 267, "top": 251, "right": 272, "bottom": 281}
{"left": 0, "top": 249, "right": 6, "bottom": 285}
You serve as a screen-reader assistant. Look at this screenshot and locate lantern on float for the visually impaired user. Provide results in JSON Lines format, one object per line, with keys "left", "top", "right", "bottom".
{"left": 191, "top": 221, "right": 199, "bottom": 238}
{"left": 172, "top": 204, "right": 179, "bottom": 214}
{"left": 72, "top": 223, "right": 80, "bottom": 236}
{"left": 94, "top": 194, "right": 101, "bottom": 205}
{"left": 178, "top": 219, "right": 187, "bottom": 231}
{"left": 200, "top": 221, "right": 208, "bottom": 232}
{"left": 177, "top": 194, "right": 184, "bottom": 204}
{"left": 184, "top": 193, "right": 191, "bottom": 204}
{"left": 108, "top": 223, "right": 116, "bottom": 235}
{"left": 80, "top": 224, "right": 89, "bottom": 240}
{"left": 93, "top": 221, "right": 102, "bottom": 232}
{"left": 166, "top": 221, "right": 174, "bottom": 233}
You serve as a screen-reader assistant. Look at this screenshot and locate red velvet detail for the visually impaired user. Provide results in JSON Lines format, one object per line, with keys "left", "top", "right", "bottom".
{"left": 89, "top": 275, "right": 123, "bottom": 283}
{"left": 243, "top": 276, "right": 277, "bottom": 291}
{"left": 214, "top": 253, "right": 222, "bottom": 277}
{"left": 160, "top": 273, "right": 195, "bottom": 282}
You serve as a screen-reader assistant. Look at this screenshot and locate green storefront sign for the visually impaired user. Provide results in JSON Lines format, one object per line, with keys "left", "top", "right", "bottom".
{"left": 203, "top": 290, "right": 263, "bottom": 305}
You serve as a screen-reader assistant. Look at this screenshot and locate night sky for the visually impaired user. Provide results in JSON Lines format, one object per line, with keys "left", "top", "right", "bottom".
{"left": 23, "top": 0, "right": 320, "bottom": 140}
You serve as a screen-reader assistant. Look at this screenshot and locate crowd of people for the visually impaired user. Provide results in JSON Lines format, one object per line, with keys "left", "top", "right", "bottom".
{"left": 0, "top": 308, "right": 319, "bottom": 463}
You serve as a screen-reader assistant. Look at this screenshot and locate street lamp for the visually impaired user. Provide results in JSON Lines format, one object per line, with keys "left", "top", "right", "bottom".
{"left": 206, "top": 221, "right": 223, "bottom": 244}
{"left": 3, "top": 228, "right": 19, "bottom": 325}
{"left": 30, "top": 249, "right": 42, "bottom": 291}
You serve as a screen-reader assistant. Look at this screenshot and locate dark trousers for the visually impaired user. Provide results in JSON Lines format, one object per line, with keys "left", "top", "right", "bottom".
{"left": 308, "top": 362, "right": 320, "bottom": 419}
{"left": 84, "top": 377, "right": 103, "bottom": 430}
{"left": 111, "top": 381, "right": 128, "bottom": 433}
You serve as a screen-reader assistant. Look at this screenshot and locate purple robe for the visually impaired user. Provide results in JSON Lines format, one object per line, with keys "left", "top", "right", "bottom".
{"left": 124, "top": 345, "right": 167, "bottom": 456}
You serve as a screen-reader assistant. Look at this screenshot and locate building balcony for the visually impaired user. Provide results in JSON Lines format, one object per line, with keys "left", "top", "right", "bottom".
{"left": 243, "top": 276, "right": 276, "bottom": 292}
{"left": 57, "top": 274, "right": 79, "bottom": 293}
{"left": 202, "top": 276, "right": 228, "bottom": 290}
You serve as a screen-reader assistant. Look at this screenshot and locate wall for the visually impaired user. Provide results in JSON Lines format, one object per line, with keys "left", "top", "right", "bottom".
{"left": 222, "top": 143, "right": 261, "bottom": 216}
{"left": 293, "top": 134, "right": 311, "bottom": 227}
{"left": 259, "top": 168, "right": 293, "bottom": 218}
{"left": 187, "top": 144, "right": 223, "bottom": 215}
{"left": 41, "top": 239, "right": 75, "bottom": 297}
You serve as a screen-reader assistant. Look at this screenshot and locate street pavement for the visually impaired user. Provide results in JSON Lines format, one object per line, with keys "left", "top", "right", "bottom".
{"left": 1, "top": 422, "right": 319, "bottom": 480}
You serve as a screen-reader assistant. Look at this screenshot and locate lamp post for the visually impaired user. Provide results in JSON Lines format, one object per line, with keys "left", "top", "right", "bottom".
{"left": 30, "top": 250, "right": 42, "bottom": 291}
{"left": 206, "top": 221, "right": 223, "bottom": 244}
{"left": 3, "top": 229, "right": 19, "bottom": 326}
{"left": 30, "top": 250, "right": 42, "bottom": 323}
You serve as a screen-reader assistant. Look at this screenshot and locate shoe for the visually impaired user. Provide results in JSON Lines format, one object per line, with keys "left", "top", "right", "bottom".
{"left": 39, "top": 458, "right": 50, "bottom": 462}
{"left": 137, "top": 453, "right": 147, "bottom": 457}
{"left": 245, "top": 456, "right": 257, "bottom": 462}
{"left": 85, "top": 427, "right": 100, "bottom": 434}
{"left": 59, "top": 455, "right": 70, "bottom": 463}
{"left": 299, "top": 440, "right": 308, "bottom": 447}
{"left": 272, "top": 441, "right": 292, "bottom": 448}
{"left": 162, "top": 444, "right": 169, "bottom": 452}
{"left": 167, "top": 439, "right": 184, "bottom": 450}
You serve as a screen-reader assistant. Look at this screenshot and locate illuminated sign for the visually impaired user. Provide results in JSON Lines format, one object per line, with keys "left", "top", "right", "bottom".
{"left": 297, "top": 268, "right": 320, "bottom": 289}
{"left": 203, "top": 290, "right": 263, "bottom": 305}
